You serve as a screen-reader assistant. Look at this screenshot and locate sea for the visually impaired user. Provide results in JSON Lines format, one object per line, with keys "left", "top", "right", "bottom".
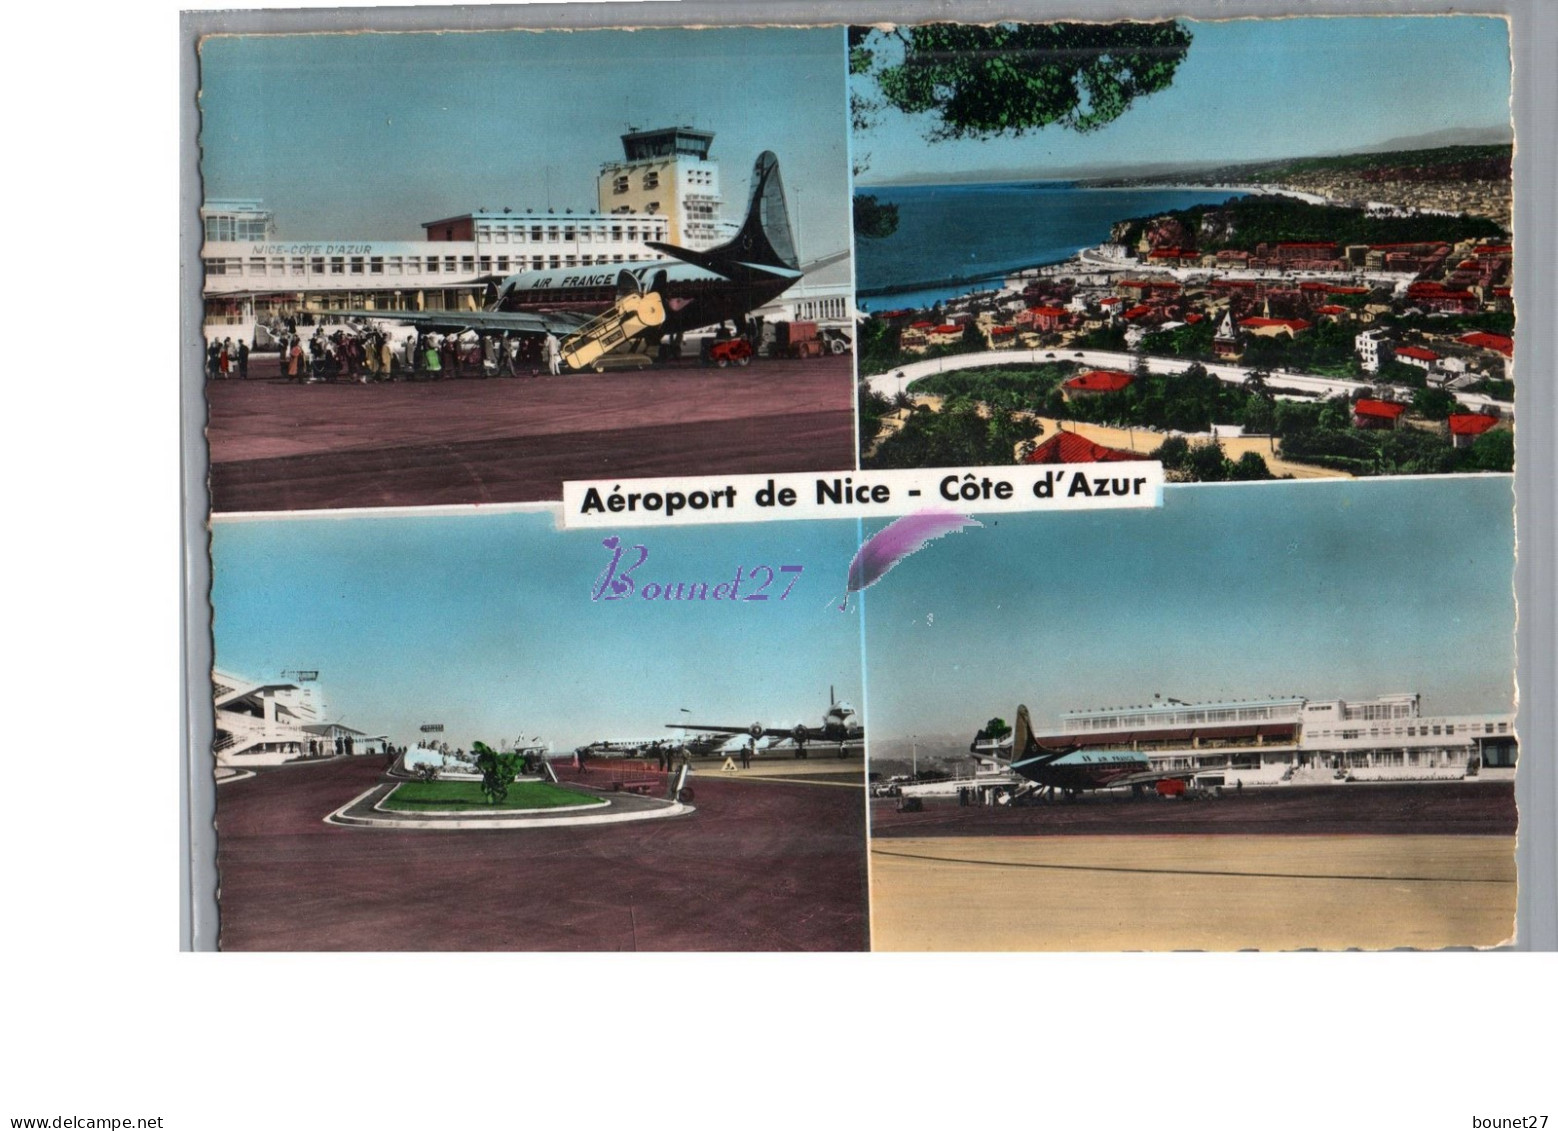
{"left": 853, "top": 181, "right": 1248, "bottom": 311}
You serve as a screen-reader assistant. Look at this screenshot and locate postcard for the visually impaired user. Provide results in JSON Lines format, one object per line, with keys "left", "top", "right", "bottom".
{"left": 195, "top": 12, "right": 1525, "bottom": 952}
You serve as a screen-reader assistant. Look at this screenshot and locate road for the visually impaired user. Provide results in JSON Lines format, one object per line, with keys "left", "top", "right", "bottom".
{"left": 865, "top": 346, "right": 1513, "bottom": 414}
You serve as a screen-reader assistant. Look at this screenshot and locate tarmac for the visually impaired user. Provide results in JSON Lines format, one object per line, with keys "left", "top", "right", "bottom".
{"left": 870, "top": 834, "right": 1517, "bottom": 951}
{"left": 868, "top": 783, "right": 1519, "bottom": 950}
{"left": 215, "top": 756, "right": 868, "bottom": 951}
{"left": 870, "top": 781, "right": 1517, "bottom": 838}
{"left": 206, "top": 354, "right": 855, "bottom": 513}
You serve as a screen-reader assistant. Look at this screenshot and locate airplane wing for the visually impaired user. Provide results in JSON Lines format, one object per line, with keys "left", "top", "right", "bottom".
{"left": 672, "top": 724, "right": 798, "bottom": 740}
{"left": 1107, "top": 766, "right": 1207, "bottom": 789}
{"left": 336, "top": 308, "right": 595, "bottom": 336}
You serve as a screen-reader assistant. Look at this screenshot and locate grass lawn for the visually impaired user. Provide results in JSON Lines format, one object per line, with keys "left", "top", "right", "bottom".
{"left": 382, "top": 780, "right": 600, "bottom": 812}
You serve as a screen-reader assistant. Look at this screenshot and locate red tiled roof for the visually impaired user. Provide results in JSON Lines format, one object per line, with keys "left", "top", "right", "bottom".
{"left": 1064, "top": 370, "right": 1134, "bottom": 393}
{"left": 1449, "top": 413, "right": 1499, "bottom": 437}
{"left": 933, "top": 324, "right": 962, "bottom": 334}
{"left": 1239, "top": 317, "right": 1313, "bottom": 331}
{"left": 1316, "top": 305, "right": 1348, "bottom": 315}
{"left": 1029, "top": 306, "right": 1067, "bottom": 317}
{"left": 991, "top": 325, "right": 1016, "bottom": 335}
{"left": 1185, "top": 313, "right": 1204, "bottom": 324}
{"left": 1355, "top": 399, "right": 1407, "bottom": 419}
{"left": 1326, "top": 286, "right": 1369, "bottom": 295}
{"left": 1024, "top": 431, "right": 1142, "bottom": 464}
{"left": 909, "top": 321, "right": 934, "bottom": 329}
{"left": 1395, "top": 346, "right": 1440, "bottom": 362}
{"left": 1122, "top": 304, "right": 1155, "bottom": 320}
{"left": 1457, "top": 332, "right": 1513, "bottom": 357}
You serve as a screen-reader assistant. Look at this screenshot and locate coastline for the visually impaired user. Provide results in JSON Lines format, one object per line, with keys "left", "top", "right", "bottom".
{"left": 855, "top": 181, "right": 1336, "bottom": 304}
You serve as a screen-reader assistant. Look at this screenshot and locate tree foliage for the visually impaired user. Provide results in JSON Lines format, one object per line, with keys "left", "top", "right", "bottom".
{"left": 473, "top": 741, "right": 525, "bottom": 805}
{"left": 853, "top": 194, "right": 901, "bottom": 240}
{"left": 981, "top": 718, "right": 1012, "bottom": 743}
{"left": 858, "top": 22, "right": 1194, "bottom": 141}
{"left": 864, "top": 400, "right": 1032, "bottom": 469}
{"left": 848, "top": 22, "right": 1193, "bottom": 238}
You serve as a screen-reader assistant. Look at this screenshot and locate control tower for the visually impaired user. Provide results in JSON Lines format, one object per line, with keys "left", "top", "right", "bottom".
{"left": 598, "top": 126, "right": 724, "bottom": 250}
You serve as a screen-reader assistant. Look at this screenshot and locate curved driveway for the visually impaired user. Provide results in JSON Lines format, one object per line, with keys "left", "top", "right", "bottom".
{"left": 865, "top": 346, "right": 1513, "bottom": 415}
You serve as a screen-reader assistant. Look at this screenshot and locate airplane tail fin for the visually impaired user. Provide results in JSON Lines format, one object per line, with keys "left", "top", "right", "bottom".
{"left": 644, "top": 152, "right": 801, "bottom": 282}
{"left": 1013, "top": 705, "right": 1037, "bottom": 759}
{"left": 716, "top": 150, "right": 799, "bottom": 272}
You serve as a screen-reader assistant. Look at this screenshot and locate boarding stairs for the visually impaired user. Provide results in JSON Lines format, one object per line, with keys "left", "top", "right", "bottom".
{"left": 560, "top": 291, "right": 667, "bottom": 372}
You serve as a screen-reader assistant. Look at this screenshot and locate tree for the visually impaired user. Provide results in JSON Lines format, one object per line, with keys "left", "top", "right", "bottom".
{"left": 473, "top": 741, "right": 524, "bottom": 805}
{"left": 853, "top": 194, "right": 901, "bottom": 240}
{"left": 981, "top": 718, "right": 1012, "bottom": 743}
{"left": 1412, "top": 386, "right": 1462, "bottom": 422}
{"left": 1228, "top": 451, "right": 1275, "bottom": 481}
{"left": 1150, "top": 434, "right": 1191, "bottom": 472}
{"left": 857, "top": 23, "right": 1195, "bottom": 141}
{"left": 849, "top": 22, "right": 1194, "bottom": 238}
{"left": 1464, "top": 428, "right": 1514, "bottom": 473}
{"left": 1186, "top": 438, "right": 1229, "bottom": 482}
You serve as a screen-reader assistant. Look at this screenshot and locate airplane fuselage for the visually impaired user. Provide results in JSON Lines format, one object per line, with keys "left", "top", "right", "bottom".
{"left": 494, "top": 259, "right": 795, "bottom": 338}
{"left": 1012, "top": 749, "right": 1152, "bottom": 793}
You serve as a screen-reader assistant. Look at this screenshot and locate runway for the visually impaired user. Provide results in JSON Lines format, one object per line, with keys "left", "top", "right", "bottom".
{"left": 215, "top": 757, "right": 868, "bottom": 951}
{"left": 871, "top": 834, "right": 1516, "bottom": 951}
{"left": 206, "top": 354, "right": 855, "bottom": 513}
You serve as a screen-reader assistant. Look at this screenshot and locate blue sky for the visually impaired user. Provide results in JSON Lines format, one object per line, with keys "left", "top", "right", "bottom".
{"left": 862, "top": 477, "right": 1517, "bottom": 739}
{"left": 853, "top": 16, "right": 1513, "bottom": 185}
{"left": 211, "top": 477, "right": 1516, "bottom": 751}
{"left": 199, "top": 27, "right": 850, "bottom": 255}
{"left": 211, "top": 510, "right": 864, "bottom": 751}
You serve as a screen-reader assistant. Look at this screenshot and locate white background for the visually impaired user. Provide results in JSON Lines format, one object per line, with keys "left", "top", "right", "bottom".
{"left": 3, "top": 1, "right": 1553, "bottom": 1128}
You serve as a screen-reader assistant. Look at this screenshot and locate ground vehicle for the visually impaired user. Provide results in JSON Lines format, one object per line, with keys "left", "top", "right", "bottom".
{"left": 708, "top": 337, "right": 754, "bottom": 367}
{"left": 774, "top": 320, "right": 827, "bottom": 359}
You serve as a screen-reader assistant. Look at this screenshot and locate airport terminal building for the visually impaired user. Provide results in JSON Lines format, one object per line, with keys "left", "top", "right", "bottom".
{"left": 1038, "top": 692, "right": 1516, "bottom": 785}
{"left": 213, "top": 669, "right": 385, "bottom": 768}
{"left": 201, "top": 126, "right": 851, "bottom": 344}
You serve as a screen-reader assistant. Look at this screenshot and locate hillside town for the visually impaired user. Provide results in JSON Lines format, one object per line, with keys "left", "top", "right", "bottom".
{"left": 859, "top": 184, "right": 1515, "bottom": 480}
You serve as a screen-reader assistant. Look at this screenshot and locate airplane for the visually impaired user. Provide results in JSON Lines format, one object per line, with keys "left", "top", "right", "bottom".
{"left": 972, "top": 705, "right": 1209, "bottom": 801}
{"left": 340, "top": 151, "right": 806, "bottom": 369}
{"left": 669, "top": 687, "right": 864, "bottom": 759}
